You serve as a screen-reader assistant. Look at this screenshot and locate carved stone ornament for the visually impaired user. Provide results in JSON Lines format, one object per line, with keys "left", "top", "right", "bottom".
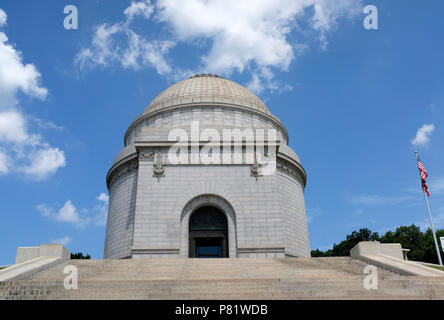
{"left": 140, "top": 151, "right": 154, "bottom": 161}
{"left": 153, "top": 152, "right": 165, "bottom": 181}
{"left": 250, "top": 151, "right": 263, "bottom": 181}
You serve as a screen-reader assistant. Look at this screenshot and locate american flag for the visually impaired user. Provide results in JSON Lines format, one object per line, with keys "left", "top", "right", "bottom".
{"left": 417, "top": 158, "right": 430, "bottom": 197}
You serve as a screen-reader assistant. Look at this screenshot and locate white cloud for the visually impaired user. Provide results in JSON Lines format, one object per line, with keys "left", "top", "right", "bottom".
{"left": 97, "top": 193, "right": 109, "bottom": 202}
{"left": 77, "top": 0, "right": 363, "bottom": 92}
{"left": 433, "top": 211, "right": 444, "bottom": 229}
{"left": 0, "top": 110, "right": 36, "bottom": 144}
{"left": 76, "top": 16, "right": 175, "bottom": 75}
{"left": 310, "top": 0, "right": 361, "bottom": 49}
{"left": 416, "top": 209, "right": 444, "bottom": 230}
{"left": 158, "top": 0, "right": 295, "bottom": 71}
{"left": 21, "top": 147, "right": 66, "bottom": 181}
{"left": 0, "top": 150, "right": 9, "bottom": 174}
{"left": 246, "top": 67, "right": 293, "bottom": 94}
{"left": 75, "top": 22, "right": 122, "bottom": 70}
{"left": 38, "top": 193, "right": 109, "bottom": 228}
{"left": 0, "top": 9, "right": 7, "bottom": 27}
{"left": 57, "top": 200, "right": 82, "bottom": 224}
{"left": 121, "top": 29, "right": 175, "bottom": 74}
{"left": 124, "top": 0, "right": 154, "bottom": 20}
{"left": 412, "top": 124, "right": 435, "bottom": 146}
{"left": 94, "top": 193, "right": 109, "bottom": 226}
{"left": 0, "top": 10, "right": 65, "bottom": 181}
{"left": 0, "top": 12, "right": 47, "bottom": 108}
{"left": 38, "top": 200, "right": 88, "bottom": 227}
{"left": 247, "top": 68, "right": 277, "bottom": 94}
{"left": 30, "top": 116, "right": 64, "bottom": 131}
{"left": 349, "top": 194, "right": 415, "bottom": 206}
{"left": 36, "top": 204, "right": 52, "bottom": 217}
{"left": 0, "top": 31, "right": 47, "bottom": 107}
{"left": 429, "top": 177, "right": 444, "bottom": 195}
{"left": 50, "top": 235, "right": 72, "bottom": 246}
{"left": 306, "top": 205, "right": 323, "bottom": 224}
{"left": 156, "top": 0, "right": 362, "bottom": 90}
{"left": 0, "top": 110, "right": 65, "bottom": 179}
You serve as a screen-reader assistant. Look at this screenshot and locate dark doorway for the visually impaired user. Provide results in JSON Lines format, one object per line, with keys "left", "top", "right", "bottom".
{"left": 189, "top": 206, "right": 228, "bottom": 258}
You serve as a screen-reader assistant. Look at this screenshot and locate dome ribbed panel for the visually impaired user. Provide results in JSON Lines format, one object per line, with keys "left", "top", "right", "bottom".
{"left": 144, "top": 75, "right": 270, "bottom": 115}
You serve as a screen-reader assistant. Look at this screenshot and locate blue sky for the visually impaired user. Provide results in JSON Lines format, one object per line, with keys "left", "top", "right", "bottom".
{"left": 0, "top": 0, "right": 443, "bottom": 265}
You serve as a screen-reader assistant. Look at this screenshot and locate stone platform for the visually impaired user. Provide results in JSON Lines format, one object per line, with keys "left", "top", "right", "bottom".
{"left": 1, "top": 257, "right": 444, "bottom": 300}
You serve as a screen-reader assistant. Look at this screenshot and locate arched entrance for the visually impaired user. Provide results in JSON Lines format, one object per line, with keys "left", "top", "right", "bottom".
{"left": 188, "top": 206, "right": 228, "bottom": 258}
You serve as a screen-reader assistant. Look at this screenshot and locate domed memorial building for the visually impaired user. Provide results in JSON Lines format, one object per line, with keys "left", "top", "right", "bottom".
{"left": 104, "top": 74, "right": 310, "bottom": 259}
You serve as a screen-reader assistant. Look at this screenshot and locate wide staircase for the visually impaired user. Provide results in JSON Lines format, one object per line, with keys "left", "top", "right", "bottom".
{"left": 1, "top": 257, "right": 444, "bottom": 300}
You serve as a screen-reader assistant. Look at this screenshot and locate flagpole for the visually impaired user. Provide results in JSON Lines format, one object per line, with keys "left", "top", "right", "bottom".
{"left": 414, "top": 151, "right": 443, "bottom": 266}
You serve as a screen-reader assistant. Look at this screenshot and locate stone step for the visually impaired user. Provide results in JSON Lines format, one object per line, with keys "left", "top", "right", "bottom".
{"left": 3, "top": 276, "right": 444, "bottom": 288}
{"left": 3, "top": 282, "right": 444, "bottom": 297}
{"left": 4, "top": 278, "right": 442, "bottom": 288}
{"left": 2, "top": 257, "right": 443, "bottom": 300}
{"left": 3, "top": 288, "right": 444, "bottom": 300}
{"left": 5, "top": 294, "right": 438, "bottom": 301}
{"left": 3, "top": 282, "right": 443, "bottom": 297}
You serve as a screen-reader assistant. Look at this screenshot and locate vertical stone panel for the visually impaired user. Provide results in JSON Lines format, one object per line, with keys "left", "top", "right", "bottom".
{"left": 104, "top": 167, "right": 138, "bottom": 259}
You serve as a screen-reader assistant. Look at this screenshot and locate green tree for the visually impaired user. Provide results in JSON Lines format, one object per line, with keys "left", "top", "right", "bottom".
{"left": 422, "top": 228, "right": 444, "bottom": 264}
{"left": 330, "top": 228, "right": 380, "bottom": 256}
{"left": 312, "top": 228, "right": 380, "bottom": 257}
{"left": 380, "top": 225, "right": 425, "bottom": 261}
{"left": 312, "top": 224, "right": 444, "bottom": 264}
{"left": 311, "top": 248, "right": 332, "bottom": 257}
{"left": 70, "top": 252, "right": 91, "bottom": 259}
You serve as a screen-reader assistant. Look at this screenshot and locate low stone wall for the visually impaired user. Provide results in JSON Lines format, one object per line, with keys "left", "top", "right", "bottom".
{"left": 16, "top": 244, "right": 70, "bottom": 264}
{"left": 0, "top": 244, "right": 70, "bottom": 282}
{"left": 350, "top": 241, "right": 444, "bottom": 277}
{"left": 350, "top": 241, "right": 404, "bottom": 260}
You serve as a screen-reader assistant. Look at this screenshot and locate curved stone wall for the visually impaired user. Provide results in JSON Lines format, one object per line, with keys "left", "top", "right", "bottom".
{"left": 104, "top": 161, "right": 138, "bottom": 259}
{"left": 276, "top": 160, "right": 310, "bottom": 257}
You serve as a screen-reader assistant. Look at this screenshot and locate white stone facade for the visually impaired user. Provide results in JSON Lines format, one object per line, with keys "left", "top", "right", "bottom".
{"left": 104, "top": 75, "right": 310, "bottom": 259}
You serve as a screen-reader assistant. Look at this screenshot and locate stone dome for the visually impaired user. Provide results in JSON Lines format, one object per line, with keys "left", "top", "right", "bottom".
{"left": 143, "top": 74, "right": 271, "bottom": 115}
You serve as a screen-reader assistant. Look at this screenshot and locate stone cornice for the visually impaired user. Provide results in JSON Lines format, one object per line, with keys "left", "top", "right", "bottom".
{"left": 106, "top": 158, "right": 139, "bottom": 189}
{"left": 276, "top": 156, "right": 307, "bottom": 188}
{"left": 106, "top": 144, "right": 307, "bottom": 189}
{"left": 123, "top": 103, "right": 290, "bottom": 147}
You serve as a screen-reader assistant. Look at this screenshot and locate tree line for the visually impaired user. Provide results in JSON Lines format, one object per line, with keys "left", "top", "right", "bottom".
{"left": 311, "top": 224, "right": 444, "bottom": 264}
{"left": 70, "top": 252, "right": 91, "bottom": 259}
